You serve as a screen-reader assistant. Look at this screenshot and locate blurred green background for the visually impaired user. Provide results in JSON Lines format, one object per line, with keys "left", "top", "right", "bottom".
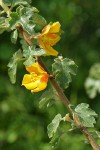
{"left": 0, "top": 0, "right": 100, "bottom": 150}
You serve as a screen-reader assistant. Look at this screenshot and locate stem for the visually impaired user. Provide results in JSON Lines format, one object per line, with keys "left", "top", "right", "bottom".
{"left": 17, "top": 26, "right": 100, "bottom": 150}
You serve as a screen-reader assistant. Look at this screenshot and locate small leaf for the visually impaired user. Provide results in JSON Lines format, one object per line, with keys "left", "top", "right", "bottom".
{"left": 49, "top": 129, "right": 61, "bottom": 148}
{"left": 31, "top": 48, "right": 46, "bottom": 56}
{"left": 47, "top": 114, "right": 62, "bottom": 138}
{"left": 85, "top": 78, "right": 100, "bottom": 99}
{"left": 8, "top": 63, "right": 17, "bottom": 84}
{"left": 22, "top": 45, "right": 32, "bottom": 58}
{"left": 39, "top": 84, "right": 60, "bottom": 108}
{"left": 52, "top": 57, "right": 78, "bottom": 89}
{"left": 23, "top": 56, "right": 35, "bottom": 66}
{"left": 22, "top": 45, "right": 46, "bottom": 58}
{"left": 32, "top": 13, "right": 47, "bottom": 27}
{"left": 39, "top": 89, "right": 54, "bottom": 108}
{"left": 75, "top": 103, "right": 98, "bottom": 127}
{"left": 9, "top": 12, "right": 20, "bottom": 29}
{"left": 85, "top": 63, "right": 100, "bottom": 99}
{"left": 11, "top": 29, "right": 18, "bottom": 44}
{"left": 8, "top": 49, "right": 23, "bottom": 84}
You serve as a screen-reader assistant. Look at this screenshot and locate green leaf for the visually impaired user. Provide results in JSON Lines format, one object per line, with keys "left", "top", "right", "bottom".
{"left": 17, "top": 6, "right": 36, "bottom": 34}
{"left": 9, "top": 12, "right": 20, "bottom": 29}
{"left": 39, "top": 84, "right": 60, "bottom": 108}
{"left": 31, "top": 48, "right": 46, "bottom": 56}
{"left": 85, "top": 63, "right": 100, "bottom": 99}
{"left": 20, "top": 39, "right": 29, "bottom": 56}
{"left": 9, "top": 6, "right": 46, "bottom": 33}
{"left": 52, "top": 57, "right": 78, "bottom": 89}
{"left": 47, "top": 114, "right": 62, "bottom": 138}
{"left": 22, "top": 45, "right": 46, "bottom": 58}
{"left": 85, "top": 78, "right": 100, "bottom": 99}
{"left": 23, "top": 56, "right": 35, "bottom": 66}
{"left": 17, "top": 6, "right": 46, "bottom": 33}
{"left": 8, "top": 63, "right": 17, "bottom": 84}
{"left": 8, "top": 49, "right": 23, "bottom": 84}
{"left": 9, "top": 7, "right": 35, "bottom": 34}
{"left": 39, "top": 89, "right": 54, "bottom": 109}
{"left": 0, "top": 17, "right": 9, "bottom": 34}
{"left": 3, "top": 0, "right": 31, "bottom": 7}
{"left": 32, "top": 13, "right": 47, "bottom": 27}
{"left": 11, "top": 29, "right": 18, "bottom": 44}
{"left": 75, "top": 103, "right": 98, "bottom": 127}
{"left": 49, "top": 129, "right": 61, "bottom": 148}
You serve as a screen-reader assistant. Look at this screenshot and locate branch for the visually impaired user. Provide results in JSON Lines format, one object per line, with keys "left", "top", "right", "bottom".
{"left": 17, "top": 26, "right": 100, "bottom": 150}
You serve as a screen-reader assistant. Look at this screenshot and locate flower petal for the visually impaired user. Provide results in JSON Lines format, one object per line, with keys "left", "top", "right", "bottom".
{"left": 23, "top": 82, "right": 37, "bottom": 90}
{"left": 42, "top": 24, "right": 51, "bottom": 35}
{"left": 49, "top": 22, "right": 61, "bottom": 33}
{"left": 40, "top": 73, "right": 49, "bottom": 82}
{"left": 31, "top": 81, "right": 47, "bottom": 92}
{"left": 44, "top": 44, "right": 58, "bottom": 56}
{"left": 26, "top": 62, "right": 46, "bottom": 74}
{"left": 45, "top": 33, "right": 61, "bottom": 46}
{"left": 22, "top": 74, "right": 32, "bottom": 84}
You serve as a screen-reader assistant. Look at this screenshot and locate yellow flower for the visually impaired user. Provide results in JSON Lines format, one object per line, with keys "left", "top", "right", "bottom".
{"left": 22, "top": 62, "right": 49, "bottom": 92}
{"left": 38, "top": 22, "right": 61, "bottom": 56}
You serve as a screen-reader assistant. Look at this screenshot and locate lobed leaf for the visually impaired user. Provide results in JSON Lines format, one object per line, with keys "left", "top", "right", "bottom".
{"left": 47, "top": 114, "right": 62, "bottom": 138}
{"left": 8, "top": 6, "right": 46, "bottom": 34}
{"left": 75, "top": 103, "right": 98, "bottom": 127}
{"left": 52, "top": 57, "right": 78, "bottom": 89}
{"left": 8, "top": 49, "right": 23, "bottom": 83}
{"left": 23, "top": 56, "right": 35, "bottom": 66}
{"left": 85, "top": 63, "right": 100, "bottom": 99}
{"left": 22, "top": 45, "right": 46, "bottom": 58}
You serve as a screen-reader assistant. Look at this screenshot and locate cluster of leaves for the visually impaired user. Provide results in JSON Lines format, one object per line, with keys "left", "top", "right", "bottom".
{"left": 47, "top": 103, "right": 98, "bottom": 147}
{"left": 0, "top": 0, "right": 47, "bottom": 83}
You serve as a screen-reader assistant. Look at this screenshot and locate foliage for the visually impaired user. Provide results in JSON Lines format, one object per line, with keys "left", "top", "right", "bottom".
{"left": 85, "top": 63, "right": 100, "bottom": 99}
{"left": 47, "top": 114, "right": 62, "bottom": 138}
{"left": 74, "top": 103, "right": 97, "bottom": 127}
{"left": 52, "top": 57, "right": 77, "bottom": 89}
{"left": 0, "top": 0, "right": 100, "bottom": 150}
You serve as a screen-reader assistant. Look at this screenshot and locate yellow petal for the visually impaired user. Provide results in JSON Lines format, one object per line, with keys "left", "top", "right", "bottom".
{"left": 26, "top": 62, "right": 46, "bottom": 74}
{"left": 42, "top": 24, "right": 51, "bottom": 35}
{"left": 22, "top": 74, "right": 32, "bottom": 84}
{"left": 45, "top": 33, "right": 61, "bottom": 46}
{"left": 23, "top": 82, "right": 37, "bottom": 90}
{"left": 31, "top": 82, "right": 47, "bottom": 92}
{"left": 44, "top": 44, "right": 58, "bottom": 56}
{"left": 49, "top": 22, "right": 61, "bottom": 33}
